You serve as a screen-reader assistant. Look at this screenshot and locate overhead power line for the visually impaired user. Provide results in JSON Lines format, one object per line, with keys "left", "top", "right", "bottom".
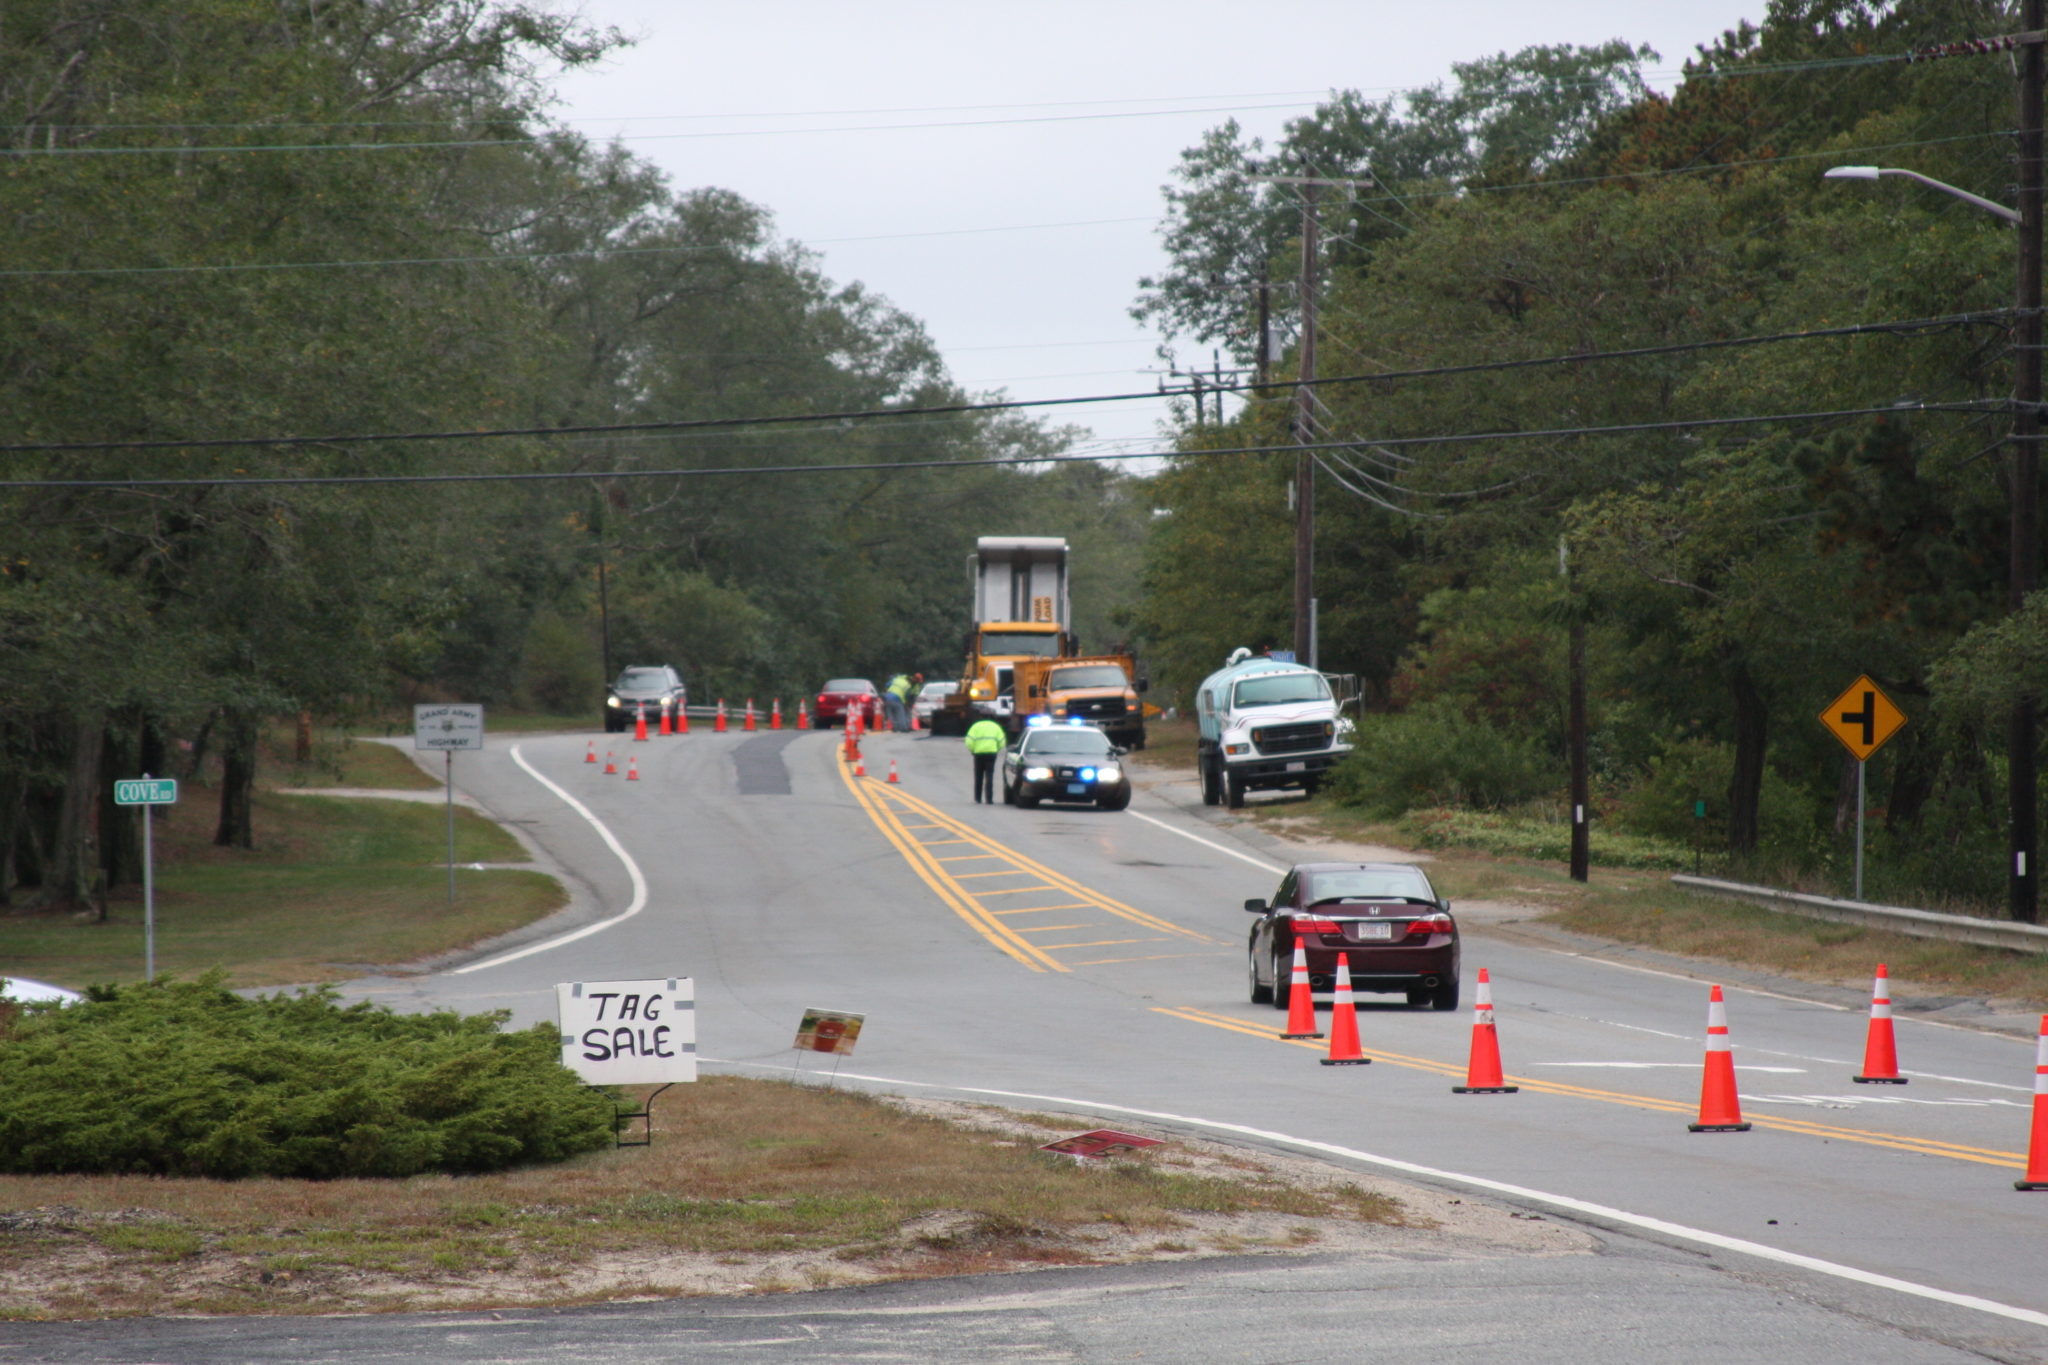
{"left": 0, "top": 310, "right": 2005, "bottom": 455}
{"left": 0, "top": 402, "right": 1991, "bottom": 490}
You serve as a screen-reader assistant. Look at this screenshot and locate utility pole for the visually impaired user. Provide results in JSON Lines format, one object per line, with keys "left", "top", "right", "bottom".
{"left": 1255, "top": 263, "right": 1272, "bottom": 390}
{"left": 1563, "top": 539, "right": 1590, "bottom": 883}
{"left": 1252, "top": 172, "right": 1365, "bottom": 663}
{"left": 1293, "top": 183, "right": 1319, "bottom": 663}
{"left": 2013, "top": 0, "right": 2043, "bottom": 925}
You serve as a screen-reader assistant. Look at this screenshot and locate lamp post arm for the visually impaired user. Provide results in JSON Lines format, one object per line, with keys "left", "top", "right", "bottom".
{"left": 1883, "top": 168, "right": 2022, "bottom": 224}
{"left": 1825, "top": 164, "right": 2021, "bottom": 223}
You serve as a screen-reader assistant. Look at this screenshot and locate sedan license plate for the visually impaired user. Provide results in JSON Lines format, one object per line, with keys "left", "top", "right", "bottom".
{"left": 1286, "top": 760, "right": 1305, "bottom": 772}
{"left": 1066, "top": 782, "right": 1087, "bottom": 795}
{"left": 1349, "top": 921, "right": 1394, "bottom": 941}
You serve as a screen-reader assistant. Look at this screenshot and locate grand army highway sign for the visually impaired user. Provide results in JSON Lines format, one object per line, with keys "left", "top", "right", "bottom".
{"left": 414, "top": 703, "right": 484, "bottom": 751}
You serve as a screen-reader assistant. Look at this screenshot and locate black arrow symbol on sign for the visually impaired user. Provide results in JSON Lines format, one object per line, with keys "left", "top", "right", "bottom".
{"left": 1840, "top": 690, "right": 1877, "bottom": 747}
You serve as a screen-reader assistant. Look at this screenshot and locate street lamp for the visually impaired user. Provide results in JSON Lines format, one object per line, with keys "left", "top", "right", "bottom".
{"left": 1823, "top": 164, "right": 2022, "bottom": 222}
{"left": 1825, "top": 154, "right": 2042, "bottom": 926}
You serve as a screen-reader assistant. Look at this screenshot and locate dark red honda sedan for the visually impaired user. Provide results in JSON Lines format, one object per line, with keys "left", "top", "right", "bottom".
{"left": 1246, "top": 862, "right": 1460, "bottom": 1011}
{"left": 812, "top": 678, "right": 882, "bottom": 729}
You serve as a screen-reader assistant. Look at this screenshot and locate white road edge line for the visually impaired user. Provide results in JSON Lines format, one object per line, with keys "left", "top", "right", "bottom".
{"left": 714, "top": 1060, "right": 2048, "bottom": 1332}
{"left": 1126, "top": 806, "right": 1286, "bottom": 873}
{"left": 446, "top": 744, "right": 648, "bottom": 975}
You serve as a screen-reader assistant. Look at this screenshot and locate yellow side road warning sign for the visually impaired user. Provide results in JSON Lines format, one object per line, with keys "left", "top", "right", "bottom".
{"left": 1820, "top": 676, "right": 1906, "bottom": 762}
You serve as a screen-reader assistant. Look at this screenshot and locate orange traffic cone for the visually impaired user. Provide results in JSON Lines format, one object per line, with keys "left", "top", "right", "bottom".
{"left": 2018, "top": 1014, "right": 2048, "bottom": 1191}
{"left": 625, "top": 755, "right": 639, "bottom": 781}
{"left": 1281, "top": 942, "right": 1322, "bottom": 1039}
{"left": 714, "top": 699, "right": 727, "bottom": 733}
{"left": 1453, "top": 967, "right": 1518, "bottom": 1093}
{"left": 744, "top": 699, "right": 757, "bottom": 732}
{"left": 603, "top": 750, "right": 617, "bottom": 775}
{"left": 797, "top": 700, "right": 810, "bottom": 730}
{"left": 771, "top": 699, "right": 783, "bottom": 731}
{"left": 584, "top": 740, "right": 597, "bottom": 765}
{"left": 1853, "top": 963, "right": 1908, "bottom": 1085}
{"left": 1689, "top": 984, "right": 1751, "bottom": 1132}
{"left": 887, "top": 759, "right": 899, "bottom": 784}
{"left": 658, "top": 701, "right": 671, "bottom": 736}
{"left": 633, "top": 704, "right": 649, "bottom": 742}
{"left": 1319, "top": 958, "right": 1370, "bottom": 1066}
{"left": 853, "top": 755, "right": 866, "bottom": 777}
{"left": 676, "top": 702, "right": 689, "bottom": 735}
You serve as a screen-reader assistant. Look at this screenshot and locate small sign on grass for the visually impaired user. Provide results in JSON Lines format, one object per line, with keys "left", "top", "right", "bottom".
{"left": 1037, "top": 1129, "right": 1163, "bottom": 1161}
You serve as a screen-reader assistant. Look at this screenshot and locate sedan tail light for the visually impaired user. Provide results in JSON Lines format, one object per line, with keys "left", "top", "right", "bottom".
{"left": 1293, "top": 918, "right": 1343, "bottom": 936}
{"left": 1403, "top": 914, "right": 1454, "bottom": 938}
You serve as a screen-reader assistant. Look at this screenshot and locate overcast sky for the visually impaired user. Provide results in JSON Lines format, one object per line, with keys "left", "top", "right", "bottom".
{"left": 547, "top": 3, "right": 1763, "bottom": 458}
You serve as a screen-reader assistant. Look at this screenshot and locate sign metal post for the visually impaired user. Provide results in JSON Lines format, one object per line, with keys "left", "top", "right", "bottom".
{"left": 1819, "top": 676, "right": 1908, "bottom": 902}
{"left": 413, "top": 705, "right": 484, "bottom": 907}
{"left": 113, "top": 775, "right": 178, "bottom": 978}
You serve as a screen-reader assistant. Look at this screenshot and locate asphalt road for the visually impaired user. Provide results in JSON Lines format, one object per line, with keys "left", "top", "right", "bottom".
{"left": 6, "top": 724, "right": 2047, "bottom": 1364}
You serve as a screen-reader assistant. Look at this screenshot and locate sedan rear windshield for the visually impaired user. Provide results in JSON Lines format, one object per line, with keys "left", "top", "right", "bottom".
{"left": 1049, "top": 665, "right": 1128, "bottom": 689}
{"left": 821, "top": 679, "right": 873, "bottom": 693}
{"left": 1305, "top": 870, "right": 1436, "bottom": 903}
{"left": 1233, "top": 673, "right": 1331, "bottom": 707}
{"left": 616, "top": 669, "right": 673, "bottom": 689}
{"left": 980, "top": 631, "right": 1063, "bottom": 657}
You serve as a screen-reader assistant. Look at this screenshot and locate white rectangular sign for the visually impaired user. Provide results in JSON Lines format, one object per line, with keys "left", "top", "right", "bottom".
{"left": 414, "top": 703, "right": 485, "bottom": 751}
{"left": 556, "top": 978, "right": 696, "bottom": 1085}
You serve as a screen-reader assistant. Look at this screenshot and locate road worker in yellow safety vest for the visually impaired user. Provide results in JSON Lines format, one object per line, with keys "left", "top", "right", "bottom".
{"left": 964, "top": 717, "right": 1006, "bottom": 804}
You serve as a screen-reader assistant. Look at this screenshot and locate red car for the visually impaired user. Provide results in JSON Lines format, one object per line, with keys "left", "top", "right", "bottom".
{"left": 1246, "top": 861, "right": 1460, "bottom": 1011}
{"left": 813, "top": 678, "right": 882, "bottom": 729}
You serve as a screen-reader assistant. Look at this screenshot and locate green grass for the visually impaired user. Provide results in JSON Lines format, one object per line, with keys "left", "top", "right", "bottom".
{"left": 0, "top": 788, "right": 562, "bottom": 990}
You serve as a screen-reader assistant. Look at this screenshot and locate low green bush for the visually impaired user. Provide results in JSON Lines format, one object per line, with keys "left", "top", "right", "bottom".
{"left": 1327, "top": 707, "right": 1554, "bottom": 818}
{"left": 1396, "top": 807, "right": 1693, "bottom": 870}
{"left": 0, "top": 975, "right": 615, "bottom": 1179}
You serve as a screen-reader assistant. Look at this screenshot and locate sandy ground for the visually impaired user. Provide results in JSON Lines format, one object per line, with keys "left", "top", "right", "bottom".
{"left": 0, "top": 1098, "right": 1589, "bottom": 1317}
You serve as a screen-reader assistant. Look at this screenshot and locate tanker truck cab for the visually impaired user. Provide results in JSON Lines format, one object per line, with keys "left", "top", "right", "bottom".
{"left": 1195, "top": 652, "right": 1350, "bottom": 809}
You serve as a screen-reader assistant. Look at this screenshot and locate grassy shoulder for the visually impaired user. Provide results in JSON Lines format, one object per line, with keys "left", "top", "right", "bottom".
{"left": 1236, "top": 787, "right": 2048, "bottom": 1010}
{"left": 1, "top": 749, "right": 563, "bottom": 990}
{"left": 1131, "top": 719, "right": 2048, "bottom": 1008}
{"left": 0, "top": 1076, "right": 1426, "bottom": 1319}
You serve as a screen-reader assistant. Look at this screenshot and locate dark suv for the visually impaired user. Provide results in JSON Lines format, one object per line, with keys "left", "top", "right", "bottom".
{"left": 605, "top": 665, "right": 686, "bottom": 733}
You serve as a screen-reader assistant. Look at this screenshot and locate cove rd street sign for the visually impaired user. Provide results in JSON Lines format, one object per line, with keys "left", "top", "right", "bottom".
{"left": 1820, "top": 675, "right": 1907, "bottom": 763}
{"left": 113, "top": 777, "right": 178, "bottom": 806}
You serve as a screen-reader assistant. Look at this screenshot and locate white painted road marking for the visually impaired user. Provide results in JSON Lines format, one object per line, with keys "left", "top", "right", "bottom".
{"left": 447, "top": 744, "right": 648, "bottom": 975}
{"left": 718, "top": 1060, "right": 2048, "bottom": 1333}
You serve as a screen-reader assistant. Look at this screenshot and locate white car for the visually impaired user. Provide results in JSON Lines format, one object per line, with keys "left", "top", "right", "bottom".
{"left": 912, "top": 680, "right": 958, "bottom": 727}
{"left": 0, "top": 976, "right": 83, "bottom": 1005}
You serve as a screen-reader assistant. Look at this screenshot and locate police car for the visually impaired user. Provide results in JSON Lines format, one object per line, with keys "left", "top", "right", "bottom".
{"left": 1000, "top": 716, "right": 1130, "bottom": 811}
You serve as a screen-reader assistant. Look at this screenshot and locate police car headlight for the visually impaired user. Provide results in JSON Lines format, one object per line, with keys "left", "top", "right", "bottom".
{"left": 1024, "top": 766, "right": 1053, "bottom": 781}
{"left": 606, "top": 695, "right": 622, "bottom": 709}
{"left": 1096, "top": 765, "right": 1123, "bottom": 783}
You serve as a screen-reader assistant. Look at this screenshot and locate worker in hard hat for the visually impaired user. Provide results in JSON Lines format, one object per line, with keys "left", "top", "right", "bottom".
{"left": 883, "top": 672, "right": 914, "bottom": 732}
{"left": 964, "top": 715, "right": 1006, "bottom": 804}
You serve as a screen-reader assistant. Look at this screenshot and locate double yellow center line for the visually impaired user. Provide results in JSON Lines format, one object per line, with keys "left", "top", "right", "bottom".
{"left": 1160, "top": 1006, "right": 2028, "bottom": 1168}
{"left": 836, "top": 754, "right": 2024, "bottom": 1171}
{"left": 838, "top": 758, "right": 1222, "bottom": 972}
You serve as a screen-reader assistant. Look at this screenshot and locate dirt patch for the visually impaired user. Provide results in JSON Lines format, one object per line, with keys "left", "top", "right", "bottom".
{"left": 0, "top": 1100, "right": 1588, "bottom": 1319}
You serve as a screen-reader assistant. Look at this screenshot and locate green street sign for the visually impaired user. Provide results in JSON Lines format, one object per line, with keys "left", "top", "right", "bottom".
{"left": 114, "top": 778, "right": 178, "bottom": 806}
